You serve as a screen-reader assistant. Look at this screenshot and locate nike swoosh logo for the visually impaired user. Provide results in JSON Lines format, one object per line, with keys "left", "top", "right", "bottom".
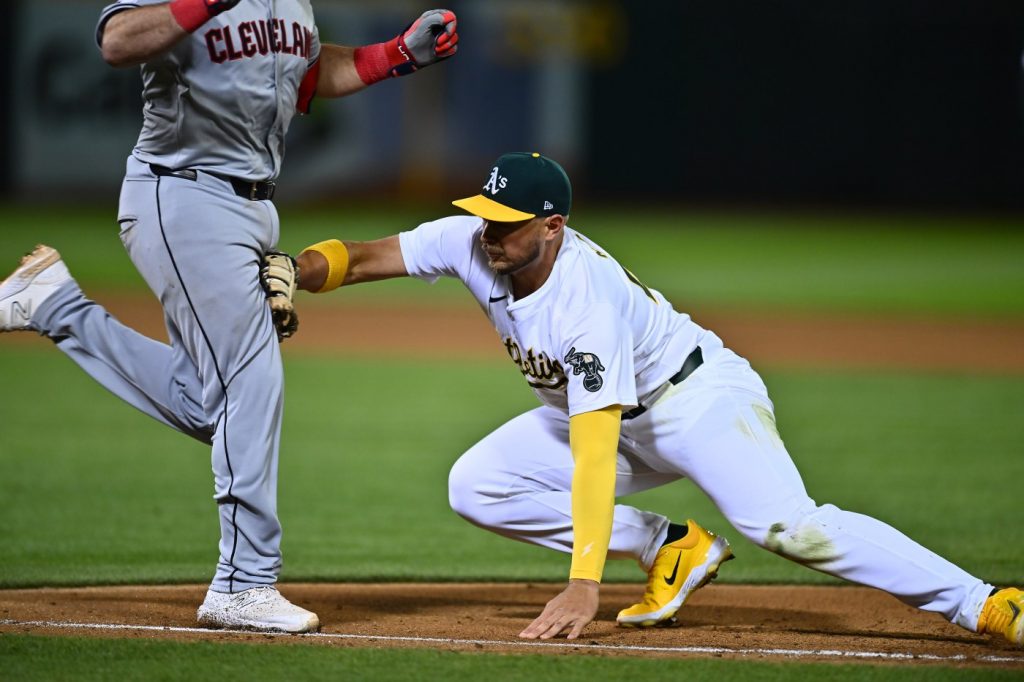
{"left": 488, "top": 295, "right": 507, "bottom": 303}
{"left": 663, "top": 554, "right": 681, "bottom": 586}
{"left": 1009, "top": 600, "right": 1021, "bottom": 623}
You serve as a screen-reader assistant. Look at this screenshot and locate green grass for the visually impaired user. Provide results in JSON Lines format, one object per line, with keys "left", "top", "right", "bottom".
{"left": 2, "top": 204, "right": 1022, "bottom": 317}
{"left": 1, "top": 634, "right": 1018, "bottom": 681}
{"left": 3, "top": 204, "right": 1022, "bottom": 678}
{"left": 1, "top": 348, "right": 1021, "bottom": 587}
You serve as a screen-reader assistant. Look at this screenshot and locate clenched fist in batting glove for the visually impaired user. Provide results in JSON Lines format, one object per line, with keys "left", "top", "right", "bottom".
{"left": 261, "top": 250, "right": 299, "bottom": 342}
{"left": 398, "top": 9, "right": 459, "bottom": 71}
{"left": 354, "top": 9, "right": 459, "bottom": 84}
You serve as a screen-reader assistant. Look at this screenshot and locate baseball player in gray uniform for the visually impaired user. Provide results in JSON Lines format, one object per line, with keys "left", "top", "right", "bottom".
{"left": 265, "top": 152, "right": 1023, "bottom": 645}
{"left": 0, "top": 0, "right": 458, "bottom": 632}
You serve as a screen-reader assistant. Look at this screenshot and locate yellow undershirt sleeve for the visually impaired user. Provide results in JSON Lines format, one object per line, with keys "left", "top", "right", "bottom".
{"left": 568, "top": 405, "right": 622, "bottom": 582}
{"left": 301, "top": 239, "right": 349, "bottom": 293}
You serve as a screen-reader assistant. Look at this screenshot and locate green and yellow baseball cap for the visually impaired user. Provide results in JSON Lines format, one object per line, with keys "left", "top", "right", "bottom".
{"left": 453, "top": 152, "right": 572, "bottom": 222}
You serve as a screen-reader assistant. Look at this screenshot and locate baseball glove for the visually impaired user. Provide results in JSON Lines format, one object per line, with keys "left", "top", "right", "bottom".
{"left": 261, "top": 250, "right": 299, "bottom": 341}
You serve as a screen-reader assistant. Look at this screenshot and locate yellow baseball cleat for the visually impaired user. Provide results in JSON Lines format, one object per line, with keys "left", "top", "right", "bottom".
{"left": 617, "top": 519, "right": 734, "bottom": 627}
{"left": 978, "top": 587, "right": 1024, "bottom": 647}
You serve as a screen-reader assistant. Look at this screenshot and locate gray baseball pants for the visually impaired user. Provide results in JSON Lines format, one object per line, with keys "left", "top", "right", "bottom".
{"left": 33, "top": 155, "right": 285, "bottom": 592}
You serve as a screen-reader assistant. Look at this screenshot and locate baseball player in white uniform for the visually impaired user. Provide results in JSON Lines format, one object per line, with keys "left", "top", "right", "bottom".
{"left": 273, "top": 152, "right": 1023, "bottom": 644}
{"left": 0, "top": 0, "right": 458, "bottom": 632}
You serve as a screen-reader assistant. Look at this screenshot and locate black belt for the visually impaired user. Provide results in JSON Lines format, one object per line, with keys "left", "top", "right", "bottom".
{"left": 622, "top": 346, "right": 704, "bottom": 421}
{"left": 149, "top": 164, "right": 276, "bottom": 201}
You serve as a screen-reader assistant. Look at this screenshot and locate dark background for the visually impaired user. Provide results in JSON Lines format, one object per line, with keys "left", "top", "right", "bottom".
{"left": 585, "top": 1, "right": 1024, "bottom": 211}
{"left": 0, "top": 3, "right": 17, "bottom": 191}
{"left": 1, "top": 1, "right": 1023, "bottom": 213}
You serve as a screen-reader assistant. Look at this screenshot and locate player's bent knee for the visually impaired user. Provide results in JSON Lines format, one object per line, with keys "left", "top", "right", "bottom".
{"left": 447, "top": 451, "right": 523, "bottom": 531}
{"left": 447, "top": 455, "right": 486, "bottom": 523}
{"left": 758, "top": 503, "right": 843, "bottom": 566}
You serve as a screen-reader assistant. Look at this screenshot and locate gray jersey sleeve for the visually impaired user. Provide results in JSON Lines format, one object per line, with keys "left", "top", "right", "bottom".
{"left": 96, "top": 0, "right": 165, "bottom": 48}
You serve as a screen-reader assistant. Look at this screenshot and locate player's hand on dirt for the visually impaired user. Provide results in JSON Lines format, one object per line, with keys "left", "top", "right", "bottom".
{"left": 519, "top": 579, "right": 599, "bottom": 640}
{"left": 261, "top": 250, "right": 299, "bottom": 342}
{"left": 397, "top": 9, "right": 458, "bottom": 72}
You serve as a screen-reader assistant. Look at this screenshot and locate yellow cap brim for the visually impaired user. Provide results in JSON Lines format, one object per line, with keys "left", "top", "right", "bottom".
{"left": 452, "top": 195, "right": 535, "bottom": 222}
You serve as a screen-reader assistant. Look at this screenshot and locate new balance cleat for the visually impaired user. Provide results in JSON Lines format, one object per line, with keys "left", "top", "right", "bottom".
{"left": 196, "top": 586, "right": 320, "bottom": 633}
{"left": 978, "top": 587, "right": 1024, "bottom": 647}
{"left": 0, "top": 245, "right": 70, "bottom": 332}
{"left": 617, "top": 519, "right": 733, "bottom": 627}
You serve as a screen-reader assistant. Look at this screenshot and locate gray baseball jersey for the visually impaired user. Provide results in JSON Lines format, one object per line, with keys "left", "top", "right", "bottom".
{"left": 97, "top": 0, "right": 320, "bottom": 180}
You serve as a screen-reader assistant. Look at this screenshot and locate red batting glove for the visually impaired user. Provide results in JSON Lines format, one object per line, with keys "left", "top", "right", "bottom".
{"left": 354, "top": 9, "right": 459, "bottom": 85}
{"left": 170, "top": 0, "right": 241, "bottom": 33}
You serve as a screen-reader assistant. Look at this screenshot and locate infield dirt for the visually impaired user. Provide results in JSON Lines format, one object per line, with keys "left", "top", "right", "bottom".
{"left": 2, "top": 583, "right": 1023, "bottom": 668}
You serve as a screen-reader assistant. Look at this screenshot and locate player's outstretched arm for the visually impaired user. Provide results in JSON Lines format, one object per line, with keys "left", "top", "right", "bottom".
{"left": 260, "top": 237, "right": 406, "bottom": 340}
{"left": 100, "top": 0, "right": 240, "bottom": 67}
{"left": 296, "top": 237, "right": 409, "bottom": 292}
{"left": 317, "top": 9, "right": 459, "bottom": 99}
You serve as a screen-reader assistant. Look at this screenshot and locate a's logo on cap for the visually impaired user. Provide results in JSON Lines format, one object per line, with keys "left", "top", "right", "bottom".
{"left": 543, "top": 201, "right": 554, "bottom": 211}
{"left": 483, "top": 166, "right": 508, "bottom": 195}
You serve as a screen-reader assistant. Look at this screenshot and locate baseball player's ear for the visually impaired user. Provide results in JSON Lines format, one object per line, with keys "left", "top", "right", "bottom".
{"left": 544, "top": 215, "right": 566, "bottom": 238}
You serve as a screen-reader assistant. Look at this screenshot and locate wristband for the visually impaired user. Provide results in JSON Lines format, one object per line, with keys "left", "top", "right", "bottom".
{"left": 302, "top": 239, "right": 349, "bottom": 293}
{"left": 169, "top": 0, "right": 213, "bottom": 33}
{"left": 353, "top": 38, "right": 411, "bottom": 85}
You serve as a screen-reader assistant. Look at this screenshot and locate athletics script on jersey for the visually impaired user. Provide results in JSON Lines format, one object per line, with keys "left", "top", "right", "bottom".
{"left": 204, "top": 19, "right": 314, "bottom": 63}
{"left": 503, "top": 338, "right": 567, "bottom": 390}
{"left": 501, "top": 340, "right": 609, "bottom": 394}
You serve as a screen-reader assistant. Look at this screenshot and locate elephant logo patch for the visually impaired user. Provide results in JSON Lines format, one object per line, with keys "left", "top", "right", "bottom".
{"left": 564, "top": 347, "right": 605, "bottom": 392}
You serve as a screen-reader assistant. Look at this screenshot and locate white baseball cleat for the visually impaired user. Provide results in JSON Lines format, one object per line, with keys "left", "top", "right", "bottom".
{"left": 196, "top": 586, "right": 320, "bottom": 633}
{"left": 0, "top": 245, "right": 70, "bottom": 332}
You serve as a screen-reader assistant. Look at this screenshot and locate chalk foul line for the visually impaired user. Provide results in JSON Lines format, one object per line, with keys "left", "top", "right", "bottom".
{"left": 1, "top": 619, "right": 1021, "bottom": 665}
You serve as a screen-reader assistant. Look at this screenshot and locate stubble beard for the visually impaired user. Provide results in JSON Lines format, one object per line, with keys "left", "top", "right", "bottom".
{"left": 486, "top": 237, "right": 543, "bottom": 276}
